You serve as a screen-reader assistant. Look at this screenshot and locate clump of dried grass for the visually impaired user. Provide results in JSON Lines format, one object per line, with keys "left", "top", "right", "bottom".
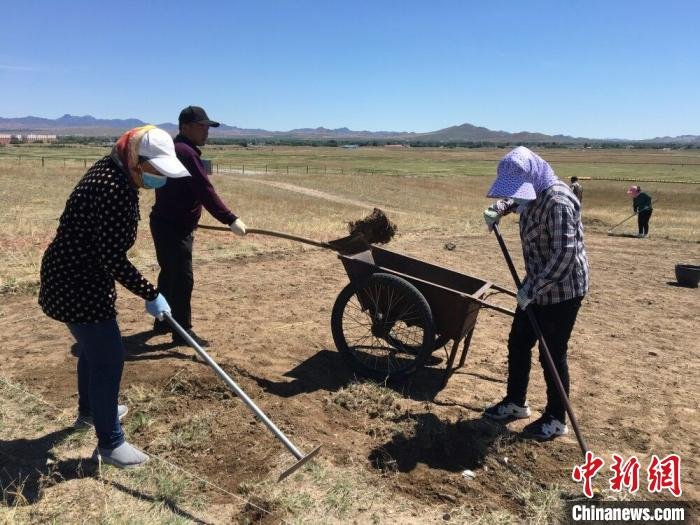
{"left": 347, "top": 207, "right": 397, "bottom": 244}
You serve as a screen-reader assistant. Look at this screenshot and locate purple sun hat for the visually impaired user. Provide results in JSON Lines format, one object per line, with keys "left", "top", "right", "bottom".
{"left": 487, "top": 146, "right": 558, "bottom": 199}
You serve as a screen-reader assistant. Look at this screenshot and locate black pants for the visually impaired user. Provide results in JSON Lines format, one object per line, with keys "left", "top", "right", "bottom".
{"left": 505, "top": 296, "right": 582, "bottom": 423}
{"left": 150, "top": 218, "right": 194, "bottom": 331}
{"left": 637, "top": 209, "right": 652, "bottom": 235}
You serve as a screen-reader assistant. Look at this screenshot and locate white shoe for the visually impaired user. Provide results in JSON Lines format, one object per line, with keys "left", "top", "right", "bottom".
{"left": 484, "top": 399, "right": 531, "bottom": 420}
{"left": 523, "top": 414, "right": 569, "bottom": 439}
{"left": 74, "top": 405, "right": 128, "bottom": 429}
{"left": 92, "top": 441, "right": 149, "bottom": 469}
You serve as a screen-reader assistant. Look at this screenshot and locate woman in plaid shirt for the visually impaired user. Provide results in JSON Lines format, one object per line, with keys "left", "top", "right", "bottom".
{"left": 482, "top": 147, "right": 589, "bottom": 440}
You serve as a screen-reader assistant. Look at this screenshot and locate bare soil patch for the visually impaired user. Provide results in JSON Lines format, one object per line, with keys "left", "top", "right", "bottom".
{"left": 1, "top": 228, "right": 698, "bottom": 520}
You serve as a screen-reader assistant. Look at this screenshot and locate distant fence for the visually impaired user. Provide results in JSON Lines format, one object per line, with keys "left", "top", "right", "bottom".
{"left": 0, "top": 155, "right": 698, "bottom": 184}
{"left": 0, "top": 156, "right": 402, "bottom": 177}
{"left": 577, "top": 176, "right": 700, "bottom": 185}
{"left": 0, "top": 155, "right": 101, "bottom": 169}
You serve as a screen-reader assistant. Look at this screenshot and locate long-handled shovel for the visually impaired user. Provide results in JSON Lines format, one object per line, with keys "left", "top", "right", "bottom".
{"left": 197, "top": 224, "right": 370, "bottom": 255}
{"left": 163, "top": 312, "right": 321, "bottom": 480}
{"left": 198, "top": 207, "right": 396, "bottom": 256}
{"left": 491, "top": 224, "right": 589, "bottom": 457}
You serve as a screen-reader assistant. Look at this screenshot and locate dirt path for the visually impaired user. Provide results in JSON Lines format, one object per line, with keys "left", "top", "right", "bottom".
{"left": 228, "top": 174, "right": 408, "bottom": 214}
{"left": 1, "top": 229, "right": 697, "bottom": 515}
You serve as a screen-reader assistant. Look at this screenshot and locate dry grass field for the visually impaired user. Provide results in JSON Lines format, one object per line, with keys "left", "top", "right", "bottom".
{"left": 0, "top": 145, "right": 698, "bottom": 523}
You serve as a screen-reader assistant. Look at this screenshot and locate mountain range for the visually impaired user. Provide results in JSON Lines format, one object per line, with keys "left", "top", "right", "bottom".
{"left": 1, "top": 114, "right": 698, "bottom": 144}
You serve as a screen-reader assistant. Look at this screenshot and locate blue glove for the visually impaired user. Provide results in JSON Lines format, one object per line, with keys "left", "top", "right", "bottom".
{"left": 516, "top": 288, "right": 532, "bottom": 310}
{"left": 145, "top": 293, "right": 171, "bottom": 321}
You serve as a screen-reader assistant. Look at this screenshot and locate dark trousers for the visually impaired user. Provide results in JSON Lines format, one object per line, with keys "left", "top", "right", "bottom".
{"left": 505, "top": 296, "right": 582, "bottom": 423}
{"left": 638, "top": 209, "right": 652, "bottom": 235}
{"left": 67, "top": 318, "right": 125, "bottom": 450}
{"left": 150, "top": 218, "right": 194, "bottom": 331}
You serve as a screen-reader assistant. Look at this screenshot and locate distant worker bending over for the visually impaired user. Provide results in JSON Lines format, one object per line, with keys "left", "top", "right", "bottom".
{"left": 150, "top": 106, "right": 247, "bottom": 347}
{"left": 627, "top": 185, "right": 653, "bottom": 238}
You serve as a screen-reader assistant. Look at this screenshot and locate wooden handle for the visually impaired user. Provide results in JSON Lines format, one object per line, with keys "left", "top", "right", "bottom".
{"left": 197, "top": 224, "right": 334, "bottom": 250}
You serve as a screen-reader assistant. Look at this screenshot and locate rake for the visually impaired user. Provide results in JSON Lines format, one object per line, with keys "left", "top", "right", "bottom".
{"left": 163, "top": 313, "right": 321, "bottom": 481}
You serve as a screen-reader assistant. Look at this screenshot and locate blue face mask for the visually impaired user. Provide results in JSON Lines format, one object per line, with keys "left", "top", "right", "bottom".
{"left": 142, "top": 172, "right": 167, "bottom": 189}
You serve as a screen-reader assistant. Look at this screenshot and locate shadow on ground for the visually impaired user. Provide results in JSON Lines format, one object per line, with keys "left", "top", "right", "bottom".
{"left": 0, "top": 427, "right": 208, "bottom": 523}
{"left": 69, "top": 330, "right": 198, "bottom": 363}
{"left": 242, "top": 348, "right": 503, "bottom": 404}
{"left": 368, "top": 414, "right": 514, "bottom": 474}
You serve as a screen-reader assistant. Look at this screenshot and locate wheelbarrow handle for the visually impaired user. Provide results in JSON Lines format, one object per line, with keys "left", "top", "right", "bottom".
{"left": 492, "top": 224, "right": 590, "bottom": 457}
{"left": 474, "top": 297, "right": 515, "bottom": 317}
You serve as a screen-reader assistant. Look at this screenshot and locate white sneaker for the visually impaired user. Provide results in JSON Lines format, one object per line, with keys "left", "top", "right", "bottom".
{"left": 484, "top": 399, "right": 532, "bottom": 420}
{"left": 523, "top": 414, "right": 569, "bottom": 439}
{"left": 92, "top": 441, "right": 149, "bottom": 469}
{"left": 74, "top": 405, "right": 129, "bottom": 429}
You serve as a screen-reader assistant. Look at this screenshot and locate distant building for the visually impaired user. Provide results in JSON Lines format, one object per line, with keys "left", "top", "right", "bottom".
{"left": 342, "top": 144, "right": 359, "bottom": 149}
{"left": 24, "top": 134, "right": 57, "bottom": 143}
{"left": 0, "top": 134, "right": 57, "bottom": 144}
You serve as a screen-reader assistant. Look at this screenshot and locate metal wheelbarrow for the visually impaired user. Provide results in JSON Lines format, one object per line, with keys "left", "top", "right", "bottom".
{"left": 330, "top": 245, "right": 515, "bottom": 388}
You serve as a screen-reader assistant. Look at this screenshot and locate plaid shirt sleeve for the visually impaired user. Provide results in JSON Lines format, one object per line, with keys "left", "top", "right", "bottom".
{"left": 489, "top": 198, "right": 517, "bottom": 216}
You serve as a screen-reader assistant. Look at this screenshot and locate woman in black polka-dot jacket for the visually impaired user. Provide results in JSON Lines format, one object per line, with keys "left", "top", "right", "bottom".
{"left": 39, "top": 155, "right": 159, "bottom": 322}
{"left": 38, "top": 126, "right": 190, "bottom": 469}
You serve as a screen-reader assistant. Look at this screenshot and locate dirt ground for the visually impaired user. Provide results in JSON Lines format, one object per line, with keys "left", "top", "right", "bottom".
{"left": 1, "top": 227, "right": 698, "bottom": 520}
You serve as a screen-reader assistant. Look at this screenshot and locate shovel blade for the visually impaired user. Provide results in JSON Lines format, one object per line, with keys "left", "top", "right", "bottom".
{"left": 326, "top": 233, "right": 370, "bottom": 255}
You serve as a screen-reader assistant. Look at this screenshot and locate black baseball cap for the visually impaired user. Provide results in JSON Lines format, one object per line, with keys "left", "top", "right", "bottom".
{"left": 178, "top": 106, "right": 220, "bottom": 127}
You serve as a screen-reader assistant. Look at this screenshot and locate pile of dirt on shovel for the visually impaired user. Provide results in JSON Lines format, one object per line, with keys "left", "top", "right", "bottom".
{"left": 348, "top": 208, "right": 397, "bottom": 244}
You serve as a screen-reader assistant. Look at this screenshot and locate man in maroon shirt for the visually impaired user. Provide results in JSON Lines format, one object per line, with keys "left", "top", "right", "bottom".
{"left": 150, "top": 106, "right": 247, "bottom": 346}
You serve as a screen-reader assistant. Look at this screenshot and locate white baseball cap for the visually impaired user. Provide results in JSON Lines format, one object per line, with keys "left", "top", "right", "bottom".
{"left": 139, "top": 128, "right": 190, "bottom": 178}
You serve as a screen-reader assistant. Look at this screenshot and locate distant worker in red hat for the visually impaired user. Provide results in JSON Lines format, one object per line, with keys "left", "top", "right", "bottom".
{"left": 627, "top": 185, "right": 653, "bottom": 238}
{"left": 150, "top": 106, "right": 247, "bottom": 347}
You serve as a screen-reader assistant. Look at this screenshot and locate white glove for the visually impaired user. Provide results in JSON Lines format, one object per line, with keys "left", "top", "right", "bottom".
{"left": 516, "top": 288, "right": 532, "bottom": 310}
{"left": 229, "top": 218, "right": 247, "bottom": 236}
{"left": 483, "top": 209, "right": 500, "bottom": 232}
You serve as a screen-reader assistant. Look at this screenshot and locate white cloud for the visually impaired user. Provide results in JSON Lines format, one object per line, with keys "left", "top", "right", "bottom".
{"left": 0, "top": 64, "right": 38, "bottom": 72}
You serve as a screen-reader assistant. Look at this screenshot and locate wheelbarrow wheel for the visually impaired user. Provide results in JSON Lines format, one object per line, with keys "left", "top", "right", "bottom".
{"left": 331, "top": 273, "right": 435, "bottom": 381}
{"left": 432, "top": 334, "right": 452, "bottom": 351}
{"left": 386, "top": 332, "right": 452, "bottom": 354}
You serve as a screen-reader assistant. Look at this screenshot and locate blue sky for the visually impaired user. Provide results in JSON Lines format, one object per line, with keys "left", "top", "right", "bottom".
{"left": 1, "top": 1, "right": 698, "bottom": 139}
